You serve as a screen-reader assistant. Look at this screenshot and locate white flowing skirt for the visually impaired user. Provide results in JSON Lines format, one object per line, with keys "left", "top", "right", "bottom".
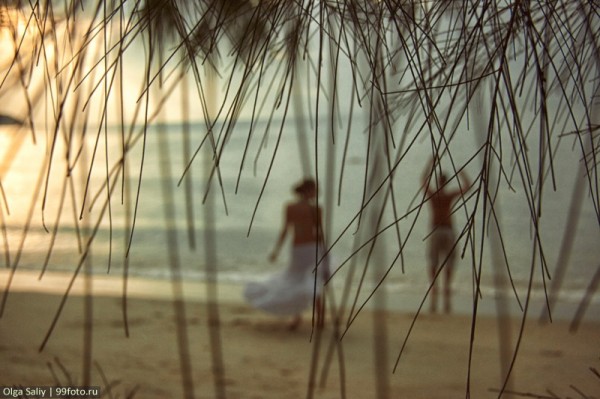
{"left": 244, "top": 243, "right": 330, "bottom": 316}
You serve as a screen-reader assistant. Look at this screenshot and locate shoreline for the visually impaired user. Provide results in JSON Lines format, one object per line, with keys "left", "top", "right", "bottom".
{"left": 0, "top": 269, "right": 599, "bottom": 398}
{"left": 1, "top": 268, "right": 596, "bottom": 324}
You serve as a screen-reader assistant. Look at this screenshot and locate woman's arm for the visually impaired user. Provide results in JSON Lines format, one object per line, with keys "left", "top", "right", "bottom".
{"left": 269, "top": 205, "right": 290, "bottom": 262}
{"left": 421, "top": 157, "right": 435, "bottom": 193}
{"left": 316, "top": 206, "right": 326, "bottom": 248}
{"left": 458, "top": 170, "right": 471, "bottom": 195}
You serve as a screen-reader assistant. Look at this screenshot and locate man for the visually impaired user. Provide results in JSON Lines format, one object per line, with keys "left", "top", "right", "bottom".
{"left": 422, "top": 159, "right": 471, "bottom": 313}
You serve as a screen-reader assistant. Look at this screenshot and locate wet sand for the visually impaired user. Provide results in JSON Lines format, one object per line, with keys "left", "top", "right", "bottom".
{"left": 0, "top": 270, "right": 598, "bottom": 398}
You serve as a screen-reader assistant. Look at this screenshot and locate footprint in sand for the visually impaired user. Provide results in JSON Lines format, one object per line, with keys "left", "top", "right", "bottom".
{"left": 230, "top": 317, "right": 253, "bottom": 327}
{"left": 109, "top": 317, "right": 146, "bottom": 328}
{"left": 279, "top": 367, "right": 296, "bottom": 377}
{"left": 540, "top": 349, "right": 563, "bottom": 358}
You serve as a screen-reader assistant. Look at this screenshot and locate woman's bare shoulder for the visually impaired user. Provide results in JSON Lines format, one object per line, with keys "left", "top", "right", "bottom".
{"left": 286, "top": 201, "right": 319, "bottom": 216}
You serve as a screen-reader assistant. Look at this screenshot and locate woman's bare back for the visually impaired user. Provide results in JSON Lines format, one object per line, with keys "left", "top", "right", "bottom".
{"left": 286, "top": 201, "right": 321, "bottom": 245}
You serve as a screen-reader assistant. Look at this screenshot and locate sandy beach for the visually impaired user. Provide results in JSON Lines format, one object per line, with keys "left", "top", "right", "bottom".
{"left": 0, "top": 269, "right": 598, "bottom": 399}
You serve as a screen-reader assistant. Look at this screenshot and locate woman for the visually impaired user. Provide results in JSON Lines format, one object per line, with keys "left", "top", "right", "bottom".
{"left": 244, "top": 178, "right": 329, "bottom": 330}
{"left": 421, "top": 158, "right": 471, "bottom": 313}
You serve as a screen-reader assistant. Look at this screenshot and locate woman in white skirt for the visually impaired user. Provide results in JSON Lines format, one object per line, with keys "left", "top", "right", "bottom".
{"left": 244, "top": 178, "right": 329, "bottom": 330}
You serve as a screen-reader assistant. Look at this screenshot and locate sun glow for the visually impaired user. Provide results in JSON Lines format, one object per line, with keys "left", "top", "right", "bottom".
{"left": 0, "top": 6, "right": 41, "bottom": 49}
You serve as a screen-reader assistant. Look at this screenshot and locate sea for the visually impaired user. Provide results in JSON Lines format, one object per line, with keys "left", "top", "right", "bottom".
{"left": 1, "top": 116, "right": 599, "bottom": 320}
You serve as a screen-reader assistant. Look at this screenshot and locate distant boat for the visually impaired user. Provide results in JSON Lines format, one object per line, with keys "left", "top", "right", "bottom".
{"left": 0, "top": 114, "right": 22, "bottom": 125}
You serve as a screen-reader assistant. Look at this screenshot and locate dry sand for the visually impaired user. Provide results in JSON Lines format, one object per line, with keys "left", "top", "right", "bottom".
{"left": 0, "top": 270, "right": 598, "bottom": 399}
